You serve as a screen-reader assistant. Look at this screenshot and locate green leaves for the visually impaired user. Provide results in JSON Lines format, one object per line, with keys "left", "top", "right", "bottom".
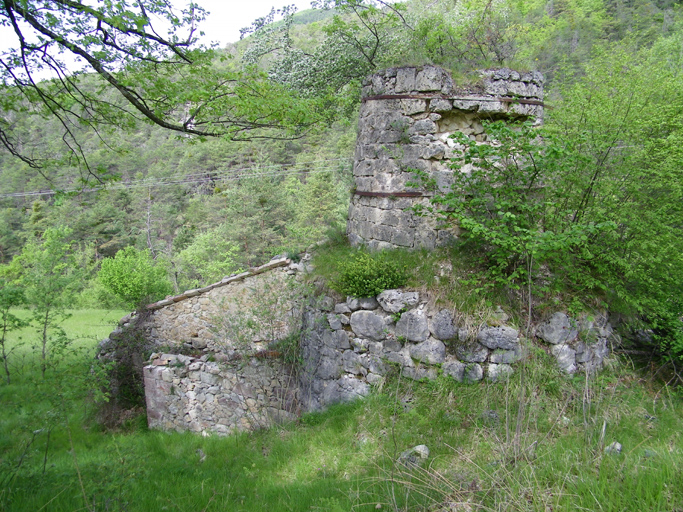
{"left": 332, "top": 251, "right": 407, "bottom": 298}
{"left": 98, "top": 246, "right": 172, "bottom": 308}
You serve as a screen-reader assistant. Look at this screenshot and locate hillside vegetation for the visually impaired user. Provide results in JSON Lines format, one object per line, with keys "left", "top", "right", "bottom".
{"left": 1, "top": 1, "right": 683, "bottom": 509}
{"left": 0, "top": 308, "right": 681, "bottom": 511}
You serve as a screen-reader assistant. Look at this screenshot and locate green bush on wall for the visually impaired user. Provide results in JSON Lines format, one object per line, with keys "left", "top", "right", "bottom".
{"left": 332, "top": 251, "right": 407, "bottom": 298}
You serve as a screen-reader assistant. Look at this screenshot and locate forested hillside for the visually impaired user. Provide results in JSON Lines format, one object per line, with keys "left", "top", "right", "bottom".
{"left": 1, "top": 2, "right": 683, "bottom": 510}
{"left": 1, "top": 0, "right": 682, "bottom": 334}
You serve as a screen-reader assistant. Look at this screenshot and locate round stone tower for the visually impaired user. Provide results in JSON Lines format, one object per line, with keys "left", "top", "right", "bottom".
{"left": 346, "top": 65, "right": 544, "bottom": 250}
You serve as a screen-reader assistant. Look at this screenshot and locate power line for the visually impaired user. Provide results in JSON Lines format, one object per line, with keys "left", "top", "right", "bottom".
{"left": 0, "top": 159, "right": 352, "bottom": 199}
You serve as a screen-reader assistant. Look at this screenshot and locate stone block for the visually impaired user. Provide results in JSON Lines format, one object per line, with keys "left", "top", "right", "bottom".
{"left": 537, "top": 313, "right": 578, "bottom": 345}
{"left": 551, "top": 344, "right": 577, "bottom": 374}
{"left": 489, "top": 345, "right": 523, "bottom": 364}
{"left": 477, "top": 326, "right": 519, "bottom": 350}
{"left": 409, "top": 337, "right": 446, "bottom": 364}
{"left": 401, "top": 99, "right": 428, "bottom": 115}
{"left": 359, "top": 297, "right": 379, "bottom": 310}
{"left": 409, "top": 119, "right": 438, "bottom": 135}
{"left": 463, "top": 363, "right": 484, "bottom": 383}
{"left": 415, "top": 65, "right": 446, "bottom": 91}
{"left": 487, "top": 363, "right": 513, "bottom": 382}
{"left": 353, "top": 159, "right": 375, "bottom": 177}
{"left": 342, "top": 351, "right": 365, "bottom": 375}
{"left": 350, "top": 310, "right": 387, "bottom": 340}
{"left": 442, "top": 359, "right": 465, "bottom": 382}
{"left": 430, "top": 99, "right": 453, "bottom": 112}
{"left": 377, "top": 290, "right": 419, "bottom": 313}
{"left": 391, "top": 229, "right": 415, "bottom": 247}
{"left": 421, "top": 143, "right": 446, "bottom": 160}
{"left": 455, "top": 342, "right": 489, "bottom": 363}
{"left": 395, "top": 67, "right": 416, "bottom": 92}
{"left": 429, "top": 309, "right": 457, "bottom": 341}
{"left": 396, "top": 309, "right": 430, "bottom": 342}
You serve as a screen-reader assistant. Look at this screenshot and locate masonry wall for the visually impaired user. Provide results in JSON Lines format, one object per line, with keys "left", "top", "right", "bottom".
{"left": 99, "top": 67, "right": 621, "bottom": 439}
{"left": 347, "top": 65, "right": 544, "bottom": 250}
{"left": 145, "top": 354, "right": 299, "bottom": 435}
{"left": 141, "top": 256, "right": 305, "bottom": 355}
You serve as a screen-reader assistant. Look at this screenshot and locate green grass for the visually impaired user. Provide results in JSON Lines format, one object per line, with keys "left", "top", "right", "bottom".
{"left": 1, "top": 311, "right": 682, "bottom": 511}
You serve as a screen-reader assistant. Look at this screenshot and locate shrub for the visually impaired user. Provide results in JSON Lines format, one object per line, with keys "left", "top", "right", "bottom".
{"left": 98, "top": 247, "right": 173, "bottom": 308}
{"left": 332, "top": 251, "right": 407, "bottom": 298}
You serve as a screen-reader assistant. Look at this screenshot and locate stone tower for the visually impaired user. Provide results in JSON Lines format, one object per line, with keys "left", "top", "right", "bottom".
{"left": 346, "top": 65, "right": 544, "bottom": 250}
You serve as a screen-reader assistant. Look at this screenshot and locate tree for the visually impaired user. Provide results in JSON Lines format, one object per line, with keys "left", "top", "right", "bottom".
{"left": 14, "top": 226, "right": 80, "bottom": 376}
{"left": 173, "top": 225, "right": 240, "bottom": 289}
{"left": 0, "top": 271, "right": 27, "bottom": 384}
{"left": 420, "top": 39, "right": 683, "bottom": 355}
{"left": 98, "top": 246, "right": 172, "bottom": 308}
{"left": 0, "top": 0, "right": 327, "bottom": 182}
{"left": 242, "top": 0, "right": 410, "bottom": 113}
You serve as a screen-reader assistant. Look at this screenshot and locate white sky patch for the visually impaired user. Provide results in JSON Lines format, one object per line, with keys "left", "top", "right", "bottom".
{"left": 187, "top": 0, "right": 315, "bottom": 47}
{"left": 0, "top": 0, "right": 314, "bottom": 79}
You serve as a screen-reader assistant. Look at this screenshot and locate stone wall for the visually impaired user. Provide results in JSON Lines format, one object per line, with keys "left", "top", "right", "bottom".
{"left": 300, "top": 290, "right": 522, "bottom": 411}
{"left": 100, "top": 255, "right": 309, "bottom": 436}
{"left": 111, "top": 268, "right": 613, "bottom": 436}
{"left": 144, "top": 353, "right": 298, "bottom": 435}
{"left": 347, "top": 65, "right": 544, "bottom": 250}
{"left": 140, "top": 256, "right": 307, "bottom": 355}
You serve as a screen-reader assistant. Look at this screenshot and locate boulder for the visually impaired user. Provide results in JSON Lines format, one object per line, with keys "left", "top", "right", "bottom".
{"left": 429, "top": 309, "right": 458, "bottom": 340}
{"left": 442, "top": 359, "right": 466, "bottom": 382}
{"left": 551, "top": 344, "right": 577, "bottom": 374}
{"left": 396, "top": 309, "right": 429, "bottom": 342}
{"left": 487, "top": 363, "right": 513, "bottom": 382}
{"left": 537, "top": 312, "right": 578, "bottom": 345}
{"left": 350, "top": 311, "right": 387, "bottom": 340}
{"left": 377, "top": 290, "right": 419, "bottom": 313}
{"left": 409, "top": 338, "right": 446, "bottom": 364}
{"left": 477, "top": 326, "right": 519, "bottom": 350}
{"left": 455, "top": 342, "right": 489, "bottom": 363}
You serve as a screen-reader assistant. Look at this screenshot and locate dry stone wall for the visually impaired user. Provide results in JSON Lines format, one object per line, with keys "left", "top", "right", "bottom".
{"left": 145, "top": 353, "right": 299, "bottom": 435}
{"left": 100, "top": 67, "right": 623, "bottom": 438}
{"left": 347, "top": 65, "right": 544, "bottom": 250}
{"left": 299, "top": 290, "right": 524, "bottom": 411}
{"left": 100, "top": 255, "right": 309, "bottom": 436}
{"left": 107, "top": 263, "right": 614, "bottom": 436}
{"left": 141, "top": 256, "right": 307, "bottom": 355}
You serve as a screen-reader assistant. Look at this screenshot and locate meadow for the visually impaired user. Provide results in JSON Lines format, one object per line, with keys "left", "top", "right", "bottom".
{"left": 1, "top": 309, "right": 681, "bottom": 511}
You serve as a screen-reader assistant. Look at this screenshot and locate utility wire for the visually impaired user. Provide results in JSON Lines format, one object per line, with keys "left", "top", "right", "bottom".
{"left": 0, "top": 158, "right": 353, "bottom": 199}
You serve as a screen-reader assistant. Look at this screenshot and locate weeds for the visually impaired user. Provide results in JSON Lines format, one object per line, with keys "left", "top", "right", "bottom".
{"left": 1, "top": 310, "right": 681, "bottom": 511}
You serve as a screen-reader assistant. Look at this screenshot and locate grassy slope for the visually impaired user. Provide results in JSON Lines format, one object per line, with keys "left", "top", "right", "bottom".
{"left": 1, "top": 309, "right": 682, "bottom": 511}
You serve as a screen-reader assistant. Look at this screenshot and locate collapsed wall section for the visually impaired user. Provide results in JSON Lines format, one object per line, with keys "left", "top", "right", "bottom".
{"left": 347, "top": 65, "right": 544, "bottom": 250}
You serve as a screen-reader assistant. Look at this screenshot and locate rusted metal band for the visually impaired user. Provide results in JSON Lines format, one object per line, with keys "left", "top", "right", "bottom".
{"left": 362, "top": 93, "right": 544, "bottom": 107}
{"left": 353, "top": 190, "right": 426, "bottom": 198}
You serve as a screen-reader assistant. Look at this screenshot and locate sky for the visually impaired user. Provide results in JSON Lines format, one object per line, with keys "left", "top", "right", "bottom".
{"left": 0, "top": 0, "right": 315, "bottom": 67}
{"left": 187, "top": 0, "right": 315, "bottom": 47}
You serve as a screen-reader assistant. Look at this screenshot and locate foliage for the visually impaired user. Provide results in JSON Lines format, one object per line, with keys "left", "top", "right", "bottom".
{"left": 331, "top": 250, "right": 407, "bottom": 298}
{"left": 173, "top": 225, "right": 240, "bottom": 289}
{"left": 416, "top": 120, "right": 614, "bottom": 291}
{"left": 12, "top": 227, "right": 81, "bottom": 376}
{"left": 1, "top": 321, "right": 682, "bottom": 510}
{"left": 414, "top": 40, "right": 683, "bottom": 354}
{"left": 0, "top": 0, "right": 332, "bottom": 180}
{"left": 99, "top": 246, "right": 173, "bottom": 308}
{"left": 0, "top": 272, "right": 27, "bottom": 384}
{"left": 410, "top": 0, "right": 518, "bottom": 70}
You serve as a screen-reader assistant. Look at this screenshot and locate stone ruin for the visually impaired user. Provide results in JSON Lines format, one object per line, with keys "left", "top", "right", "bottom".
{"left": 103, "top": 257, "right": 615, "bottom": 436}
{"left": 346, "top": 65, "right": 544, "bottom": 250}
{"left": 100, "top": 67, "right": 619, "bottom": 437}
